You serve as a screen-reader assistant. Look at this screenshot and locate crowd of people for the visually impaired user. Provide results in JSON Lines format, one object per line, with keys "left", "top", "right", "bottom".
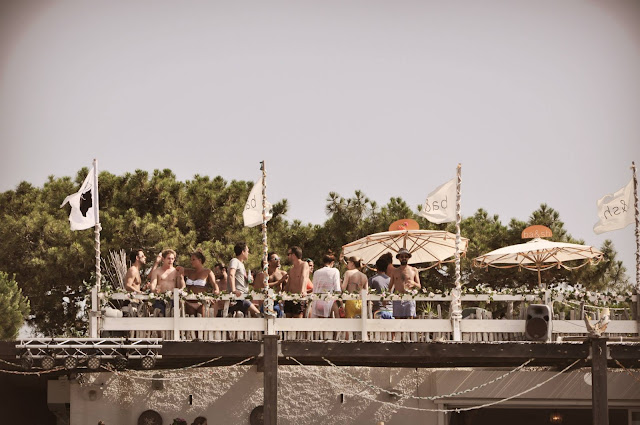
{"left": 122, "top": 242, "right": 422, "bottom": 319}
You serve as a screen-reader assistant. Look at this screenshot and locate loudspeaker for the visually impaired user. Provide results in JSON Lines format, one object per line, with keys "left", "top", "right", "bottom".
{"left": 525, "top": 304, "right": 552, "bottom": 341}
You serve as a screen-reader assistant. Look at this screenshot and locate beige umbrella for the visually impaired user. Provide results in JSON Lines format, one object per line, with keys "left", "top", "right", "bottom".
{"left": 473, "top": 238, "right": 604, "bottom": 287}
{"left": 341, "top": 229, "right": 469, "bottom": 267}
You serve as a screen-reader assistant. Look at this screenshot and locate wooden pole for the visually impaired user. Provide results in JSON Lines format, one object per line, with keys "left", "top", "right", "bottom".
{"left": 263, "top": 334, "right": 279, "bottom": 425}
{"left": 590, "top": 336, "right": 609, "bottom": 425}
{"left": 451, "top": 164, "right": 463, "bottom": 341}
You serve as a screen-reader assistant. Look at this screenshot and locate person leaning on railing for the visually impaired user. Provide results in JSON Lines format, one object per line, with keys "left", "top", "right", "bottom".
{"left": 148, "top": 249, "right": 186, "bottom": 317}
{"left": 369, "top": 256, "right": 393, "bottom": 319}
{"left": 341, "top": 256, "right": 368, "bottom": 318}
{"left": 176, "top": 250, "right": 220, "bottom": 317}
{"left": 310, "top": 252, "right": 341, "bottom": 318}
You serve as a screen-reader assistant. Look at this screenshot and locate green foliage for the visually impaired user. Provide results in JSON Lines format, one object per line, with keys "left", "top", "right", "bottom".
{"left": 0, "top": 272, "right": 30, "bottom": 340}
{"left": 0, "top": 170, "right": 629, "bottom": 336}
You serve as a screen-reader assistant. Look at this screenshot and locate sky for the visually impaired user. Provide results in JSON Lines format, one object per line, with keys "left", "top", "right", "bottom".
{"left": 1, "top": 1, "right": 639, "bottom": 280}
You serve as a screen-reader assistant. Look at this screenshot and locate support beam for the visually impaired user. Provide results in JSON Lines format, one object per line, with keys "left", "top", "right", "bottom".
{"left": 591, "top": 337, "right": 609, "bottom": 425}
{"left": 263, "top": 335, "right": 279, "bottom": 425}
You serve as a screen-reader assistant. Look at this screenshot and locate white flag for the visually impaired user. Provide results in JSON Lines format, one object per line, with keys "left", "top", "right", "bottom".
{"left": 60, "top": 167, "right": 98, "bottom": 230}
{"left": 243, "top": 176, "right": 273, "bottom": 227}
{"left": 593, "top": 179, "right": 634, "bottom": 234}
{"left": 420, "top": 178, "right": 456, "bottom": 224}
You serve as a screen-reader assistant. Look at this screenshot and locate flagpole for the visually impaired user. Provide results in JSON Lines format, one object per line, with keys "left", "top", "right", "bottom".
{"left": 260, "top": 161, "right": 274, "bottom": 317}
{"left": 451, "top": 163, "right": 463, "bottom": 341}
{"left": 91, "top": 158, "right": 101, "bottom": 338}
{"left": 631, "top": 162, "right": 639, "bottom": 321}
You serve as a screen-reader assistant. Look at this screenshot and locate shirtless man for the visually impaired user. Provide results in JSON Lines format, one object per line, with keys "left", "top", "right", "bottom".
{"left": 254, "top": 252, "right": 288, "bottom": 292}
{"left": 124, "top": 249, "right": 146, "bottom": 293}
{"left": 283, "top": 246, "right": 309, "bottom": 318}
{"left": 149, "top": 249, "right": 185, "bottom": 316}
{"left": 389, "top": 248, "right": 421, "bottom": 319}
{"left": 254, "top": 252, "right": 288, "bottom": 317}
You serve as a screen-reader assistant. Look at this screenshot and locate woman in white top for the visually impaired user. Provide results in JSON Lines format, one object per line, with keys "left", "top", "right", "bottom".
{"left": 180, "top": 251, "right": 219, "bottom": 316}
{"left": 311, "top": 253, "right": 341, "bottom": 318}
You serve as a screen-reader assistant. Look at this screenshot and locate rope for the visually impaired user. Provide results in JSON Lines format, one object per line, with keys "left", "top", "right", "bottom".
{"left": 287, "top": 356, "right": 582, "bottom": 413}
{"left": 100, "top": 356, "right": 254, "bottom": 382}
{"left": 321, "top": 357, "right": 534, "bottom": 400}
{"left": 614, "top": 359, "right": 640, "bottom": 384}
{"left": 0, "top": 365, "right": 65, "bottom": 375}
{"left": 557, "top": 299, "right": 629, "bottom": 312}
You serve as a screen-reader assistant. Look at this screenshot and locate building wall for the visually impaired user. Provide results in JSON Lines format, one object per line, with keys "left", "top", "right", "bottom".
{"left": 66, "top": 366, "right": 639, "bottom": 425}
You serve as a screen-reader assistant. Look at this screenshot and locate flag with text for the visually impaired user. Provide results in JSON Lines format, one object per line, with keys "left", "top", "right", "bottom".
{"left": 420, "top": 178, "right": 456, "bottom": 224}
{"left": 243, "top": 176, "right": 273, "bottom": 227}
{"left": 593, "top": 178, "right": 634, "bottom": 234}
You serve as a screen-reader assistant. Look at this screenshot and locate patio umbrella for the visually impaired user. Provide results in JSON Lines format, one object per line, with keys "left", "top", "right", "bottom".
{"left": 341, "top": 229, "right": 469, "bottom": 267}
{"left": 473, "top": 238, "right": 604, "bottom": 287}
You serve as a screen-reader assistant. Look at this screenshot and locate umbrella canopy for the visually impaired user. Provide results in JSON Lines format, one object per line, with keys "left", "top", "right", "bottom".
{"left": 473, "top": 238, "right": 604, "bottom": 286}
{"left": 341, "top": 229, "right": 469, "bottom": 267}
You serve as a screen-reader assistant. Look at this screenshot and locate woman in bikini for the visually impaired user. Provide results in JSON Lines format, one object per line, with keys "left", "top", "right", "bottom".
{"left": 180, "top": 251, "right": 219, "bottom": 317}
{"left": 341, "top": 256, "right": 368, "bottom": 318}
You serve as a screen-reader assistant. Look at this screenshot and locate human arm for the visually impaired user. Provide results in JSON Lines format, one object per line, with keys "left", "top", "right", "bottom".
{"left": 228, "top": 262, "right": 242, "bottom": 297}
{"left": 301, "top": 262, "right": 310, "bottom": 296}
{"left": 341, "top": 271, "right": 349, "bottom": 292}
{"left": 208, "top": 270, "right": 219, "bottom": 294}
{"left": 411, "top": 267, "right": 421, "bottom": 290}
{"left": 176, "top": 270, "right": 186, "bottom": 289}
{"left": 149, "top": 269, "right": 158, "bottom": 293}
{"left": 333, "top": 270, "right": 341, "bottom": 293}
{"left": 124, "top": 267, "right": 138, "bottom": 293}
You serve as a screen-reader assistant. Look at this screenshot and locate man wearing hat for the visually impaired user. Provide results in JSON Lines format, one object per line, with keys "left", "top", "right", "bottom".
{"left": 389, "top": 248, "right": 421, "bottom": 318}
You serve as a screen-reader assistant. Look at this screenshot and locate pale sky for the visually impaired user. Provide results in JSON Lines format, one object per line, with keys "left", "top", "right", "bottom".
{"left": 1, "top": 1, "right": 639, "bottom": 279}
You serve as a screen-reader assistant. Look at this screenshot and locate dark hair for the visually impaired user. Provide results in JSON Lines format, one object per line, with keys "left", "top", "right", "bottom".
{"left": 375, "top": 257, "right": 388, "bottom": 273}
{"left": 191, "top": 250, "right": 206, "bottom": 264}
{"left": 214, "top": 263, "right": 226, "bottom": 271}
{"left": 288, "top": 246, "right": 302, "bottom": 259}
{"left": 191, "top": 417, "right": 207, "bottom": 425}
{"left": 234, "top": 242, "right": 248, "bottom": 256}
{"left": 322, "top": 252, "right": 336, "bottom": 265}
{"left": 129, "top": 250, "right": 143, "bottom": 263}
{"left": 348, "top": 256, "right": 363, "bottom": 269}
{"left": 380, "top": 252, "right": 393, "bottom": 263}
{"left": 268, "top": 252, "right": 277, "bottom": 261}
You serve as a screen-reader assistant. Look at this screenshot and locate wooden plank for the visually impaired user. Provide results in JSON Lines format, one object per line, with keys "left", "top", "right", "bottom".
{"left": 161, "top": 341, "right": 261, "bottom": 358}
{"left": 460, "top": 320, "right": 523, "bottom": 333}
{"left": 280, "top": 341, "right": 591, "bottom": 365}
{"left": 552, "top": 321, "right": 637, "bottom": 334}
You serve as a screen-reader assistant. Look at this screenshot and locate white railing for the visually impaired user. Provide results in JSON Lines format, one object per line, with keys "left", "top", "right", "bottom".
{"left": 95, "top": 288, "right": 639, "bottom": 342}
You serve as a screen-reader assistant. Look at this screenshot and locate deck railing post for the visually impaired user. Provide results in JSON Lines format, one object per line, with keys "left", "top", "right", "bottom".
{"left": 360, "top": 289, "right": 368, "bottom": 341}
{"left": 173, "top": 288, "right": 180, "bottom": 340}
{"left": 90, "top": 286, "right": 98, "bottom": 338}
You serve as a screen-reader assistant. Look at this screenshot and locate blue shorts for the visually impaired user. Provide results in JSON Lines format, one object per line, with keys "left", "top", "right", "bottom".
{"left": 228, "top": 299, "right": 253, "bottom": 315}
{"left": 153, "top": 299, "right": 167, "bottom": 316}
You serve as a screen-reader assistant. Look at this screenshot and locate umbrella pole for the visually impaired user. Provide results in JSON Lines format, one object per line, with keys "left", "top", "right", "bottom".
{"left": 537, "top": 268, "right": 542, "bottom": 288}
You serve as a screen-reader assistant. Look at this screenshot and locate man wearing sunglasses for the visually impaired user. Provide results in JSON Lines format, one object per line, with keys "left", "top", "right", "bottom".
{"left": 254, "top": 252, "right": 289, "bottom": 292}
{"left": 389, "top": 248, "right": 421, "bottom": 318}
